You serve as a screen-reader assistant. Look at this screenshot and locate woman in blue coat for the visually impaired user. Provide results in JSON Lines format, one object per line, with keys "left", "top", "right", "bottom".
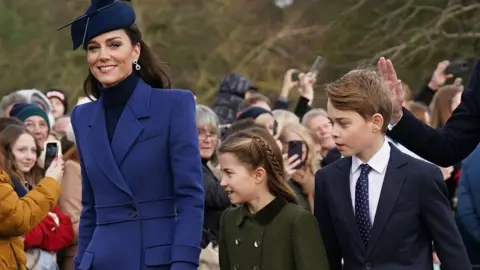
{"left": 58, "top": 1, "right": 204, "bottom": 269}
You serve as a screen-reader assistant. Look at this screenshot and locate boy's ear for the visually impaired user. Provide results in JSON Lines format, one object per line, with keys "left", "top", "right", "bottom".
{"left": 371, "top": 113, "right": 384, "bottom": 133}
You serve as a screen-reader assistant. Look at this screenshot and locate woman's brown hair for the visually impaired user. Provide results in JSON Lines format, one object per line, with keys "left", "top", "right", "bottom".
{"left": 0, "top": 125, "right": 43, "bottom": 186}
{"left": 84, "top": 25, "right": 172, "bottom": 99}
{"left": 430, "top": 85, "right": 462, "bottom": 128}
{"left": 219, "top": 127, "right": 298, "bottom": 204}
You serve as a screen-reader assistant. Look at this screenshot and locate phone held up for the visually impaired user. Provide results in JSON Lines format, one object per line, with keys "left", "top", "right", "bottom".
{"left": 444, "top": 60, "right": 470, "bottom": 75}
{"left": 288, "top": 140, "right": 303, "bottom": 170}
{"left": 43, "top": 140, "right": 61, "bottom": 170}
{"left": 291, "top": 56, "right": 324, "bottom": 82}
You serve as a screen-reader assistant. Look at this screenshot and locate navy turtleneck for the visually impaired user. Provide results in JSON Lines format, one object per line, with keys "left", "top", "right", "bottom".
{"left": 100, "top": 71, "right": 139, "bottom": 142}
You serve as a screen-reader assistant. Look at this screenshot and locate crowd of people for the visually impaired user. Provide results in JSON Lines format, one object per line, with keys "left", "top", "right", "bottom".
{"left": 1, "top": 0, "right": 480, "bottom": 270}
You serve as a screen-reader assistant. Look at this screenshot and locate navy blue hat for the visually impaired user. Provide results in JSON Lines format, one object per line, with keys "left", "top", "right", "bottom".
{"left": 237, "top": 107, "right": 272, "bottom": 121}
{"left": 58, "top": 0, "right": 136, "bottom": 50}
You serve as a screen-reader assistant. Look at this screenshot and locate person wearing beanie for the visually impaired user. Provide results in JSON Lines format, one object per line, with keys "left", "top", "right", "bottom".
{"left": 9, "top": 103, "right": 50, "bottom": 147}
{"left": 45, "top": 89, "right": 69, "bottom": 119}
{"left": 237, "top": 106, "right": 278, "bottom": 136}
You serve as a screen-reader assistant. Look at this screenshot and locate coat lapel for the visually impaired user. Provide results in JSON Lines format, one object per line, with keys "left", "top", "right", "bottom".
{"left": 86, "top": 101, "right": 134, "bottom": 198}
{"left": 366, "top": 145, "right": 408, "bottom": 257}
{"left": 111, "top": 79, "right": 151, "bottom": 166}
{"left": 335, "top": 158, "right": 366, "bottom": 252}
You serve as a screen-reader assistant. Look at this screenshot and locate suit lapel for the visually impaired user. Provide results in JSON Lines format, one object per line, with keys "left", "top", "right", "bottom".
{"left": 366, "top": 145, "right": 408, "bottom": 257}
{"left": 335, "top": 158, "right": 366, "bottom": 252}
{"left": 111, "top": 79, "right": 151, "bottom": 166}
{"left": 86, "top": 101, "right": 134, "bottom": 198}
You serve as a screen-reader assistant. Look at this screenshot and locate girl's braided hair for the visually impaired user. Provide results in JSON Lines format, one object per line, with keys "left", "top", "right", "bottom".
{"left": 219, "top": 126, "right": 298, "bottom": 204}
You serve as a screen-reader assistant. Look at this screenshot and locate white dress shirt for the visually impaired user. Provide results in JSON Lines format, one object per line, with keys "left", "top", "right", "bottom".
{"left": 350, "top": 139, "right": 390, "bottom": 224}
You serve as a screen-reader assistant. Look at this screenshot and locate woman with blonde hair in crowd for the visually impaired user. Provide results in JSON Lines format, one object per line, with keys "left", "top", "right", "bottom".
{"left": 272, "top": 109, "right": 299, "bottom": 135}
{"left": 279, "top": 122, "right": 319, "bottom": 212}
{"left": 0, "top": 126, "right": 64, "bottom": 270}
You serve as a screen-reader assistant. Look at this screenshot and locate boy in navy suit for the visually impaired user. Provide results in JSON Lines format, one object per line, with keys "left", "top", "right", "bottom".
{"left": 314, "top": 69, "right": 470, "bottom": 270}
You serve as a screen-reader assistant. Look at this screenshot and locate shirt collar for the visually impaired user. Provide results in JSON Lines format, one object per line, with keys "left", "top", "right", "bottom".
{"left": 351, "top": 139, "right": 390, "bottom": 174}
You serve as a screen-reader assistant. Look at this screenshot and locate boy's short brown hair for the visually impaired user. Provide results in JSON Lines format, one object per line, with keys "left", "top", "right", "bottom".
{"left": 325, "top": 69, "right": 392, "bottom": 132}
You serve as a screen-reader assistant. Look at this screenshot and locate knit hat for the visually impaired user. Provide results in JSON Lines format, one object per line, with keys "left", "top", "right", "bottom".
{"left": 45, "top": 89, "right": 69, "bottom": 113}
{"left": 9, "top": 103, "right": 50, "bottom": 128}
{"left": 237, "top": 107, "right": 272, "bottom": 120}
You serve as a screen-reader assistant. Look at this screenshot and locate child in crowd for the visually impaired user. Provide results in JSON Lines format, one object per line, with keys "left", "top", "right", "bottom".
{"left": 218, "top": 127, "right": 328, "bottom": 270}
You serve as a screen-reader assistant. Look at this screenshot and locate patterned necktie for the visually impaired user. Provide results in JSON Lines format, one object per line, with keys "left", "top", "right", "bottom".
{"left": 355, "top": 164, "right": 373, "bottom": 246}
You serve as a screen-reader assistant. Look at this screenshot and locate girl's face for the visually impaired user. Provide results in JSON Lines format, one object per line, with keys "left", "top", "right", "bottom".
{"left": 219, "top": 152, "right": 262, "bottom": 205}
{"left": 86, "top": 29, "right": 140, "bottom": 88}
{"left": 12, "top": 133, "right": 38, "bottom": 173}
{"left": 49, "top": 98, "right": 65, "bottom": 119}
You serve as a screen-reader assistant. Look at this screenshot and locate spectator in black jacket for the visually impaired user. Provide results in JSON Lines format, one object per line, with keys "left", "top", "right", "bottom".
{"left": 195, "top": 105, "right": 231, "bottom": 248}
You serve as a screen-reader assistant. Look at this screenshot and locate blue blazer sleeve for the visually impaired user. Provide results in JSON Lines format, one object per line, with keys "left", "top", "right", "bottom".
{"left": 71, "top": 106, "right": 98, "bottom": 270}
{"left": 456, "top": 149, "right": 480, "bottom": 242}
{"left": 168, "top": 91, "right": 204, "bottom": 269}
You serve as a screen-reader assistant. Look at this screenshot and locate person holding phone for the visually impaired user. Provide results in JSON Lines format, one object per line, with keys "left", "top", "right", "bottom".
{"left": 0, "top": 125, "right": 73, "bottom": 269}
{"left": 0, "top": 131, "right": 65, "bottom": 270}
{"left": 59, "top": 0, "right": 204, "bottom": 269}
{"left": 279, "top": 123, "right": 319, "bottom": 212}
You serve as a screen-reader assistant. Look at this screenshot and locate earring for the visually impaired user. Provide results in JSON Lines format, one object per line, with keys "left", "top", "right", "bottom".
{"left": 133, "top": 59, "right": 141, "bottom": 71}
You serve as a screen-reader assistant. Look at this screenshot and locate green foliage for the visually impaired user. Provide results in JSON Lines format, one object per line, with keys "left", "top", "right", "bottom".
{"left": 0, "top": 0, "right": 479, "bottom": 109}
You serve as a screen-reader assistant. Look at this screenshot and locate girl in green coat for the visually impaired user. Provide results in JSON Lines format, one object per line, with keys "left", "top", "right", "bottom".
{"left": 218, "top": 127, "right": 329, "bottom": 270}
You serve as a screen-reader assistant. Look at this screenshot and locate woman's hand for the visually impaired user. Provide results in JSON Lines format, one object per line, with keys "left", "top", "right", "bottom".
{"left": 283, "top": 153, "right": 301, "bottom": 180}
{"left": 45, "top": 158, "right": 65, "bottom": 183}
{"left": 439, "top": 166, "right": 454, "bottom": 181}
{"left": 280, "top": 69, "right": 300, "bottom": 98}
{"left": 298, "top": 72, "right": 316, "bottom": 105}
{"left": 428, "top": 60, "right": 453, "bottom": 90}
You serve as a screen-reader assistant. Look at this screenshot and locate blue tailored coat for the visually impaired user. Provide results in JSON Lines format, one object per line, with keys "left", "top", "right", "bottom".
{"left": 71, "top": 79, "right": 205, "bottom": 270}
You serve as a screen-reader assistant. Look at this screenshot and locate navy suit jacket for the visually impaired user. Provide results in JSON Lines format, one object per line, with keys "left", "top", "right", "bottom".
{"left": 314, "top": 145, "right": 470, "bottom": 270}
{"left": 71, "top": 79, "right": 204, "bottom": 270}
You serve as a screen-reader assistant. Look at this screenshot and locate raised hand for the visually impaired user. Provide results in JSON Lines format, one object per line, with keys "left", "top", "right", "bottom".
{"left": 429, "top": 60, "right": 453, "bottom": 90}
{"left": 378, "top": 57, "right": 404, "bottom": 125}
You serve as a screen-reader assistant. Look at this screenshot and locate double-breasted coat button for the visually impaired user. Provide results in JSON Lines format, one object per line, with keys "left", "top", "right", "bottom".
{"left": 254, "top": 241, "right": 260, "bottom": 248}
{"left": 233, "top": 264, "right": 240, "bottom": 270}
{"left": 128, "top": 204, "right": 138, "bottom": 218}
{"left": 235, "top": 238, "right": 241, "bottom": 245}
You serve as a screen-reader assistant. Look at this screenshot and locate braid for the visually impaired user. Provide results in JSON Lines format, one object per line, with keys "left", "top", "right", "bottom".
{"left": 251, "top": 135, "right": 285, "bottom": 180}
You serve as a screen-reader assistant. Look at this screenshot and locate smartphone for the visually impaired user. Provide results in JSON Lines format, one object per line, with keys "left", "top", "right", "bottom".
{"left": 288, "top": 140, "right": 303, "bottom": 169}
{"left": 290, "top": 56, "right": 324, "bottom": 81}
{"left": 309, "top": 56, "right": 324, "bottom": 77}
{"left": 444, "top": 60, "right": 469, "bottom": 75}
{"left": 291, "top": 70, "right": 301, "bottom": 82}
{"left": 43, "top": 141, "right": 61, "bottom": 170}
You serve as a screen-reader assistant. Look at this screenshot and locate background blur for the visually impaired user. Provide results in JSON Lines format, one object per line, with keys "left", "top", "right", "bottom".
{"left": 1, "top": 0, "right": 479, "bottom": 107}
